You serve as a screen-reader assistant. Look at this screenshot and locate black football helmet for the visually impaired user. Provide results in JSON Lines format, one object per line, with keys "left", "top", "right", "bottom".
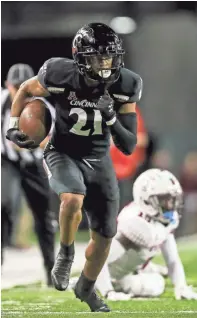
{"left": 72, "top": 23, "right": 125, "bottom": 85}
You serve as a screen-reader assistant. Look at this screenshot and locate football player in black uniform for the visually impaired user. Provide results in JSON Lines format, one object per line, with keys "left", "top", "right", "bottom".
{"left": 7, "top": 23, "right": 142, "bottom": 312}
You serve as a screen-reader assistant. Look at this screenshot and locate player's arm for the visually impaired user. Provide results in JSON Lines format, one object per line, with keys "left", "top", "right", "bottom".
{"left": 135, "top": 107, "right": 149, "bottom": 148}
{"left": 97, "top": 98, "right": 137, "bottom": 155}
{"left": 161, "top": 234, "right": 197, "bottom": 300}
{"left": 110, "top": 102, "right": 137, "bottom": 155}
{"left": 97, "top": 74, "right": 142, "bottom": 155}
{"left": 6, "top": 59, "right": 56, "bottom": 148}
{"left": 6, "top": 76, "right": 49, "bottom": 148}
{"left": 10, "top": 77, "right": 49, "bottom": 118}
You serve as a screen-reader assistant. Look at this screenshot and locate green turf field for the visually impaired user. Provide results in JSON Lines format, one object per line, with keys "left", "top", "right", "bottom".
{"left": 2, "top": 246, "right": 197, "bottom": 318}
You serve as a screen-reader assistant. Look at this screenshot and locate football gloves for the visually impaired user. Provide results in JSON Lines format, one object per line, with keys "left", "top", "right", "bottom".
{"left": 97, "top": 91, "right": 116, "bottom": 124}
{"left": 6, "top": 128, "right": 36, "bottom": 149}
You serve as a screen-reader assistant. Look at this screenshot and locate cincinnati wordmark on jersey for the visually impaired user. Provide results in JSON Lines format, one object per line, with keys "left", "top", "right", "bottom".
{"left": 37, "top": 58, "right": 143, "bottom": 158}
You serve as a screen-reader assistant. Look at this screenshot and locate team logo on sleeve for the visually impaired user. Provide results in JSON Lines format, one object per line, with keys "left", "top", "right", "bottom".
{"left": 48, "top": 87, "right": 65, "bottom": 93}
{"left": 113, "top": 94, "right": 130, "bottom": 102}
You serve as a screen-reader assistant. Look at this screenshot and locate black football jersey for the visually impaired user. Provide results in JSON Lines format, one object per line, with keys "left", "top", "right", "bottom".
{"left": 37, "top": 58, "right": 142, "bottom": 158}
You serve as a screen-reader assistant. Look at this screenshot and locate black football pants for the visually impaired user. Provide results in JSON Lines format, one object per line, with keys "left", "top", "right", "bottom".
{"left": 44, "top": 150, "right": 120, "bottom": 238}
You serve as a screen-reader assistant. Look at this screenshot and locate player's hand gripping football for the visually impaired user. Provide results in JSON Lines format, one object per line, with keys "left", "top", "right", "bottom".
{"left": 97, "top": 90, "right": 116, "bottom": 123}
{"left": 174, "top": 285, "right": 197, "bottom": 300}
{"left": 6, "top": 128, "right": 36, "bottom": 149}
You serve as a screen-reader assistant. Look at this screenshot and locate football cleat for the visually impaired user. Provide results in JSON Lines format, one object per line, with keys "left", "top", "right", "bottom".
{"left": 51, "top": 251, "right": 74, "bottom": 291}
{"left": 74, "top": 282, "right": 110, "bottom": 312}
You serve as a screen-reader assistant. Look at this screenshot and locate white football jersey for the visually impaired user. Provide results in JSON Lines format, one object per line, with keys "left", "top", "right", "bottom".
{"left": 118, "top": 202, "right": 179, "bottom": 247}
{"left": 108, "top": 201, "right": 179, "bottom": 279}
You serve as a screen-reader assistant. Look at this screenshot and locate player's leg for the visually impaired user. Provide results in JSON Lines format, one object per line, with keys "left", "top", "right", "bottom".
{"left": 1, "top": 159, "right": 12, "bottom": 255}
{"left": 84, "top": 231, "right": 112, "bottom": 281}
{"left": 21, "top": 161, "right": 56, "bottom": 286}
{"left": 74, "top": 230, "right": 114, "bottom": 312}
{"left": 59, "top": 192, "right": 83, "bottom": 246}
{"left": 119, "top": 272, "right": 165, "bottom": 297}
{"left": 81, "top": 199, "right": 119, "bottom": 284}
{"left": 74, "top": 154, "right": 119, "bottom": 311}
{"left": 74, "top": 212, "right": 118, "bottom": 312}
{"left": 1, "top": 159, "right": 21, "bottom": 258}
{"left": 43, "top": 150, "right": 86, "bottom": 290}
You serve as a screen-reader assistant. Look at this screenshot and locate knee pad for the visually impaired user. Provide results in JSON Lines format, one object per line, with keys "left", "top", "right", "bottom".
{"left": 120, "top": 273, "right": 165, "bottom": 297}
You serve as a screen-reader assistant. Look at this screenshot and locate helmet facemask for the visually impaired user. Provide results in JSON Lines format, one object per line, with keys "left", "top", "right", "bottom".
{"left": 86, "top": 55, "right": 114, "bottom": 79}
{"left": 76, "top": 50, "right": 124, "bottom": 84}
{"left": 146, "top": 193, "right": 183, "bottom": 226}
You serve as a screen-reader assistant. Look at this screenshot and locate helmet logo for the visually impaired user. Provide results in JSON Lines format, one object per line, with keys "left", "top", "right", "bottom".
{"left": 72, "top": 47, "right": 77, "bottom": 54}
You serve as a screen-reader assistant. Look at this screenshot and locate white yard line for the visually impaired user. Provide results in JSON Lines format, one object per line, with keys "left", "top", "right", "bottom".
{"left": 2, "top": 310, "right": 197, "bottom": 315}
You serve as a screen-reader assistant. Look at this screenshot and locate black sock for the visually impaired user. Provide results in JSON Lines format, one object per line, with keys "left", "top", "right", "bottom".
{"left": 76, "top": 271, "right": 96, "bottom": 298}
{"left": 60, "top": 241, "right": 75, "bottom": 257}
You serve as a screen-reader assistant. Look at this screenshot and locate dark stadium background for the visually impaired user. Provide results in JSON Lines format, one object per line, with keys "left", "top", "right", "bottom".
{"left": 2, "top": 0, "right": 197, "bottom": 239}
{"left": 1, "top": 37, "right": 72, "bottom": 81}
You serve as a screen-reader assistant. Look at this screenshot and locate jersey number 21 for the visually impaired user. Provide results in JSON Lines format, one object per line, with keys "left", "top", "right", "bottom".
{"left": 69, "top": 108, "right": 103, "bottom": 136}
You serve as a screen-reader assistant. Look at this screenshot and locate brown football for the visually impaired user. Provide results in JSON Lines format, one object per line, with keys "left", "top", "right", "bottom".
{"left": 19, "top": 99, "right": 52, "bottom": 145}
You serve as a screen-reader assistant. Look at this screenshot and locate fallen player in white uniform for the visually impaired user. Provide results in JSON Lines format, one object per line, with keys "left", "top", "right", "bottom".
{"left": 70, "top": 169, "right": 197, "bottom": 301}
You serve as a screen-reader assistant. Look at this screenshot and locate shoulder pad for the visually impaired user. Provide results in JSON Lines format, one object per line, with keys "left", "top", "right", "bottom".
{"left": 37, "top": 58, "right": 77, "bottom": 92}
{"left": 112, "top": 68, "right": 143, "bottom": 103}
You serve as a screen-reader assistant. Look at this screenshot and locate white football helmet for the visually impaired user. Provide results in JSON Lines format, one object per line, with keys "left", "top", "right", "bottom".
{"left": 133, "top": 169, "right": 183, "bottom": 224}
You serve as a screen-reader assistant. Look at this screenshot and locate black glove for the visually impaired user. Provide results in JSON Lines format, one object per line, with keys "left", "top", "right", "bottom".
{"left": 6, "top": 128, "right": 37, "bottom": 149}
{"left": 97, "top": 91, "right": 116, "bottom": 123}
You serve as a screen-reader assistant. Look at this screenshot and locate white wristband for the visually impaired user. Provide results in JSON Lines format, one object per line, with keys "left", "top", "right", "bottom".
{"left": 106, "top": 116, "right": 117, "bottom": 126}
{"left": 9, "top": 117, "right": 20, "bottom": 129}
